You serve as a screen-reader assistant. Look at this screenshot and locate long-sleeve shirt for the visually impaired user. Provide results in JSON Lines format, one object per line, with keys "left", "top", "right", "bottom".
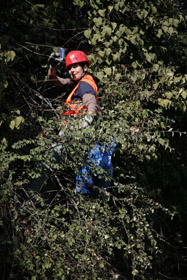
{"left": 48, "top": 69, "right": 98, "bottom": 114}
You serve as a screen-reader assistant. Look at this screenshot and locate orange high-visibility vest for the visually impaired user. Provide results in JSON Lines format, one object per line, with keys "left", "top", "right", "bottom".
{"left": 62, "top": 74, "right": 98, "bottom": 115}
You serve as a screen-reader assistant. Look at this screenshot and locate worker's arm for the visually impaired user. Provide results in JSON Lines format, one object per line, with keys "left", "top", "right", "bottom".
{"left": 82, "top": 93, "right": 98, "bottom": 115}
{"left": 78, "top": 93, "right": 98, "bottom": 129}
{"left": 47, "top": 67, "right": 72, "bottom": 87}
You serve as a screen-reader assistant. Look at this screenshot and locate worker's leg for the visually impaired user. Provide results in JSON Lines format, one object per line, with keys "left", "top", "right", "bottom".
{"left": 76, "top": 142, "right": 116, "bottom": 194}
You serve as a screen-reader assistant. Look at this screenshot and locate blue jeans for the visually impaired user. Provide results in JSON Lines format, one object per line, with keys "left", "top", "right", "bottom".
{"left": 76, "top": 142, "right": 116, "bottom": 194}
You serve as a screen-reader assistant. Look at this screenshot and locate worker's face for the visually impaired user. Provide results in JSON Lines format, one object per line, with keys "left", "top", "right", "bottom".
{"left": 68, "top": 63, "right": 88, "bottom": 81}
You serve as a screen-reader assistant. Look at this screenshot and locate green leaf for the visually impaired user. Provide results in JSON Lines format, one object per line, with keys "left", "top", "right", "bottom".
{"left": 15, "top": 116, "right": 25, "bottom": 128}
{"left": 96, "top": 71, "right": 105, "bottom": 81}
{"left": 168, "top": 27, "right": 174, "bottom": 35}
{"left": 99, "top": 261, "right": 104, "bottom": 268}
{"left": 111, "top": 22, "right": 117, "bottom": 30}
{"left": 93, "top": 17, "right": 103, "bottom": 27}
{"left": 181, "top": 90, "right": 187, "bottom": 99}
{"left": 158, "top": 98, "right": 172, "bottom": 108}
{"left": 105, "top": 48, "right": 111, "bottom": 56}
{"left": 162, "top": 26, "right": 168, "bottom": 33}
{"left": 104, "top": 67, "right": 112, "bottom": 76}
{"left": 6, "top": 50, "right": 16, "bottom": 62}
{"left": 98, "top": 9, "right": 105, "bottom": 17}
{"left": 102, "top": 26, "right": 112, "bottom": 36}
{"left": 152, "top": 64, "right": 160, "bottom": 72}
{"left": 113, "top": 53, "right": 121, "bottom": 62}
{"left": 173, "top": 19, "right": 180, "bottom": 27}
{"left": 156, "top": 29, "right": 163, "bottom": 38}
{"left": 9, "top": 120, "right": 16, "bottom": 130}
{"left": 108, "top": 5, "right": 113, "bottom": 13}
{"left": 91, "top": 34, "right": 101, "bottom": 45}
{"left": 151, "top": 5, "right": 157, "bottom": 14}
{"left": 84, "top": 29, "right": 92, "bottom": 39}
{"left": 9, "top": 116, "right": 24, "bottom": 130}
{"left": 165, "top": 92, "right": 173, "bottom": 99}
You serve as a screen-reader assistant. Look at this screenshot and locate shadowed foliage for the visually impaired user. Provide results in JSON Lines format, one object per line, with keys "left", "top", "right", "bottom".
{"left": 0, "top": 0, "right": 187, "bottom": 279}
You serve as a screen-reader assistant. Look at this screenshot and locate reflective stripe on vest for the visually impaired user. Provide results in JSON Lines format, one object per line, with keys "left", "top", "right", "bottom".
{"left": 62, "top": 74, "right": 98, "bottom": 115}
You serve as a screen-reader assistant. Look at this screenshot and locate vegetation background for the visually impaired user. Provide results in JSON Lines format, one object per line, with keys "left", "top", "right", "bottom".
{"left": 0, "top": 0, "right": 187, "bottom": 279}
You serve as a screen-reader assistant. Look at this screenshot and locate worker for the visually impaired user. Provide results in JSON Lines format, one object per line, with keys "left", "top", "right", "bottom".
{"left": 48, "top": 49, "right": 116, "bottom": 194}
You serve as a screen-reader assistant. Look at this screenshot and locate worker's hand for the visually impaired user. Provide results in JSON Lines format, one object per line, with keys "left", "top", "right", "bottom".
{"left": 78, "top": 114, "right": 94, "bottom": 129}
{"left": 48, "top": 48, "right": 65, "bottom": 68}
{"left": 48, "top": 52, "right": 58, "bottom": 68}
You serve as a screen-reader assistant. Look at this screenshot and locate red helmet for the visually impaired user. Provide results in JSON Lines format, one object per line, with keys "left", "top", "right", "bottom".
{"left": 65, "top": 50, "right": 90, "bottom": 68}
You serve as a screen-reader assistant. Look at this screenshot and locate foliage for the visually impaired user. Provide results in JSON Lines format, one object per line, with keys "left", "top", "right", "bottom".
{"left": 0, "top": 134, "right": 172, "bottom": 279}
{"left": 1, "top": 178, "right": 171, "bottom": 279}
{"left": 0, "top": 0, "right": 187, "bottom": 279}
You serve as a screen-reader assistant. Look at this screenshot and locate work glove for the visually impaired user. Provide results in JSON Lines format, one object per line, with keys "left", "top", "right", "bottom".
{"left": 78, "top": 114, "right": 94, "bottom": 129}
{"left": 48, "top": 48, "right": 65, "bottom": 68}
{"left": 48, "top": 53, "right": 58, "bottom": 67}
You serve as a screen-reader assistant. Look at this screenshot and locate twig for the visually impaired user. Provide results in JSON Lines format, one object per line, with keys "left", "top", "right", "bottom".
{"left": 63, "top": 31, "right": 85, "bottom": 47}
{"left": 158, "top": 272, "right": 187, "bottom": 280}
{"left": 17, "top": 43, "right": 48, "bottom": 57}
